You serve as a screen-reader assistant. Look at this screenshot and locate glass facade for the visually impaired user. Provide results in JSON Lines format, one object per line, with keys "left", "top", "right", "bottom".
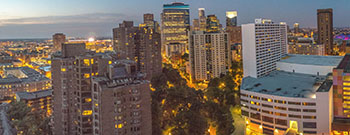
{"left": 161, "top": 2, "right": 190, "bottom": 57}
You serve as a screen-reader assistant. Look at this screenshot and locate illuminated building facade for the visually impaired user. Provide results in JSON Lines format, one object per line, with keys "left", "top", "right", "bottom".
{"left": 226, "top": 11, "right": 237, "bottom": 27}
{"left": 53, "top": 33, "right": 66, "bottom": 52}
{"left": 288, "top": 38, "right": 325, "bottom": 56}
{"left": 192, "top": 19, "right": 200, "bottom": 31}
{"left": 189, "top": 31, "right": 231, "bottom": 81}
{"left": 16, "top": 89, "right": 52, "bottom": 116}
{"left": 161, "top": 2, "right": 190, "bottom": 57}
{"left": 242, "top": 19, "right": 288, "bottom": 78}
{"left": 317, "top": 8, "right": 333, "bottom": 55}
{"left": 226, "top": 26, "right": 242, "bottom": 45}
{"left": 113, "top": 17, "right": 162, "bottom": 80}
{"left": 91, "top": 60, "right": 152, "bottom": 135}
{"left": 0, "top": 67, "right": 51, "bottom": 99}
{"left": 198, "top": 8, "right": 206, "bottom": 31}
{"left": 332, "top": 54, "right": 350, "bottom": 134}
{"left": 143, "top": 13, "right": 160, "bottom": 33}
{"left": 293, "top": 23, "right": 300, "bottom": 33}
{"left": 113, "top": 21, "right": 138, "bottom": 60}
{"left": 52, "top": 43, "right": 112, "bottom": 135}
{"left": 241, "top": 54, "right": 342, "bottom": 135}
{"left": 206, "top": 15, "right": 220, "bottom": 33}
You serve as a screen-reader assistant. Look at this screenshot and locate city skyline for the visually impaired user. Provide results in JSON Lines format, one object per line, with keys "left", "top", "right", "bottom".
{"left": 1, "top": 0, "right": 350, "bottom": 39}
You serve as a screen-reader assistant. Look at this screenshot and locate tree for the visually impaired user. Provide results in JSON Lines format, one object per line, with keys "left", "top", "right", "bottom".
{"left": 7, "top": 101, "right": 52, "bottom": 135}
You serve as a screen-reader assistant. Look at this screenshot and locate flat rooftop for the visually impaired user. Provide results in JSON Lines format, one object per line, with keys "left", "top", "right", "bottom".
{"left": 16, "top": 89, "right": 52, "bottom": 100}
{"left": 280, "top": 54, "right": 343, "bottom": 66}
{"left": 241, "top": 70, "right": 329, "bottom": 98}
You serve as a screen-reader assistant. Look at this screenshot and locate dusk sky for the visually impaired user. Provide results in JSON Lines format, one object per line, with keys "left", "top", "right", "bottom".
{"left": 0, "top": 0, "right": 349, "bottom": 39}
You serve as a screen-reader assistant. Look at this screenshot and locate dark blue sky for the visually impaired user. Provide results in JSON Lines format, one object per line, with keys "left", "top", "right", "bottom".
{"left": 0, "top": 0, "right": 349, "bottom": 39}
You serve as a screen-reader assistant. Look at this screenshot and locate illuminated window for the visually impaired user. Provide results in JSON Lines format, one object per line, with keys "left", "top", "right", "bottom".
{"left": 109, "top": 61, "right": 112, "bottom": 64}
{"left": 344, "top": 96, "right": 350, "bottom": 100}
{"left": 82, "top": 110, "right": 92, "bottom": 115}
{"left": 91, "top": 59, "right": 94, "bottom": 64}
{"left": 84, "top": 59, "right": 90, "bottom": 66}
{"left": 344, "top": 82, "right": 350, "bottom": 86}
{"left": 344, "top": 92, "right": 350, "bottom": 95}
{"left": 61, "top": 68, "right": 66, "bottom": 72}
{"left": 84, "top": 74, "right": 90, "bottom": 78}
{"left": 344, "top": 76, "right": 350, "bottom": 81}
{"left": 344, "top": 87, "right": 350, "bottom": 90}
{"left": 85, "top": 98, "right": 92, "bottom": 102}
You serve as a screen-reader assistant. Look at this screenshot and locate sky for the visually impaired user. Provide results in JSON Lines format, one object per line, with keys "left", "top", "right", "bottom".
{"left": 0, "top": 0, "right": 349, "bottom": 39}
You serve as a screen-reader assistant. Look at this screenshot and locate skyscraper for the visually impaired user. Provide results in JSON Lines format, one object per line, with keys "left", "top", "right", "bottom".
{"left": 161, "top": 2, "right": 190, "bottom": 58}
{"left": 113, "top": 17, "right": 162, "bottom": 80}
{"left": 198, "top": 8, "right": 206, "bottom": 31}
{"left": 189, "top": 31, "right": 230, "bottom": 81}
{"left": 317, "top": 8, "right": 333, "bottom": 55}
{"left": 293, "top": 23, "right": 300, "bottom": 33}
{"left": 226, "top": 11, "right": 237, "bottom": 27}
{"left": 242, "top": 19, "right": 288, "bottom": 78}
{"left": 52, "top": 33, "right": 66, "bottom": 52}
{"left": 206, "top": 15, "right": 220, "bottom": 33}
{"left": 52, "top": 43, "right": 112, "bottom": 135}
{"left": 192, "top": 19, "right": 200, "bottom": 31}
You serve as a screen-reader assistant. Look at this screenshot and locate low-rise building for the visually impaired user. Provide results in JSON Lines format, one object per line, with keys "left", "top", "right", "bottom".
{"left": 16, "top": 89, "right": 53, "bottom": 116}
{"left": 0, "top": 67, "right": 51, "bottom": 99}
{"left": 288, "top": 38, "right": 325, "bottom": 56}
{"left": 241, "top": 54, "right": 342, "bottom": 135}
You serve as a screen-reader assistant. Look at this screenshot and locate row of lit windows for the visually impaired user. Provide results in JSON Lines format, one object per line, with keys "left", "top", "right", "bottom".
{"left": 241, "top": 94, "right": 316, "bottom": 106}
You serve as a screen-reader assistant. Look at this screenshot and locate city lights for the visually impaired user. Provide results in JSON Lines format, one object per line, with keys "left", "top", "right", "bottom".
{"left": 1, "top": 1, "right": 350, "bottom": 135}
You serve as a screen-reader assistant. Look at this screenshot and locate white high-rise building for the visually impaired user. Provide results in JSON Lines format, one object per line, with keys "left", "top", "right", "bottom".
{"left": 189, "top": 31, "right": 231, "bottom": 81}
{"left": 242, "top": 19, "right": 287, "bottom": 78}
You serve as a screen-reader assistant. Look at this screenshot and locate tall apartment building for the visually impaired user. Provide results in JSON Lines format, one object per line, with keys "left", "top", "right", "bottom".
{"left": 226, "top": 11, "right": 237, "bottom": 27}
{"left": 113, "top": 21, "right": 138, "bottom": 59}
{"left": 52, "top": 43, "right": 112, "bottom": 135}
{"left": 143, "top": 13, "right": 160, "bottom": 33}
{"left": 161, "top": 2, "right": 190, "bottom": 57}
{"left": 189, "top": 31, "right": 230, "bottom": 81}
{"left": 317, "top": 8, "right": 333, "bottom": 55}
{"left": 53, "top": 33, "right": 66, "bottom": 52}
{"left": 113, "top": 17, "right": 162, "bottom": 80}
{"left": 206, "top": 15, "right": 220, "bottom": 33}
{"left": 91, "top": 60, "right": 152, "bottom": 135}
{"left": 242, "top": 19, "right": 287, "bottom": 78}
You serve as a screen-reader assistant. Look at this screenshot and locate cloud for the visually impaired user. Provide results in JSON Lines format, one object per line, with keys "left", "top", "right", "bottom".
{"left": 0, "top": 13, "right": 142, "bottom": 39}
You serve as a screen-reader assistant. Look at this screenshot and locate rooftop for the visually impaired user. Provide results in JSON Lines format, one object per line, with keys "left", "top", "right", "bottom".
{"left": 0, "top": 66, "right": 49, "bottom": 84}
{"left": 16, "top": 89, "right": 52, "bottom": 100}
{"left": 280, "top": 54, "right": 343, "bottom": 66}
{"left": 335, "top": 54, "right": 350, "bottom": 72}
{"left": 241, "top": 70, "right": 329, "bottom": 98}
